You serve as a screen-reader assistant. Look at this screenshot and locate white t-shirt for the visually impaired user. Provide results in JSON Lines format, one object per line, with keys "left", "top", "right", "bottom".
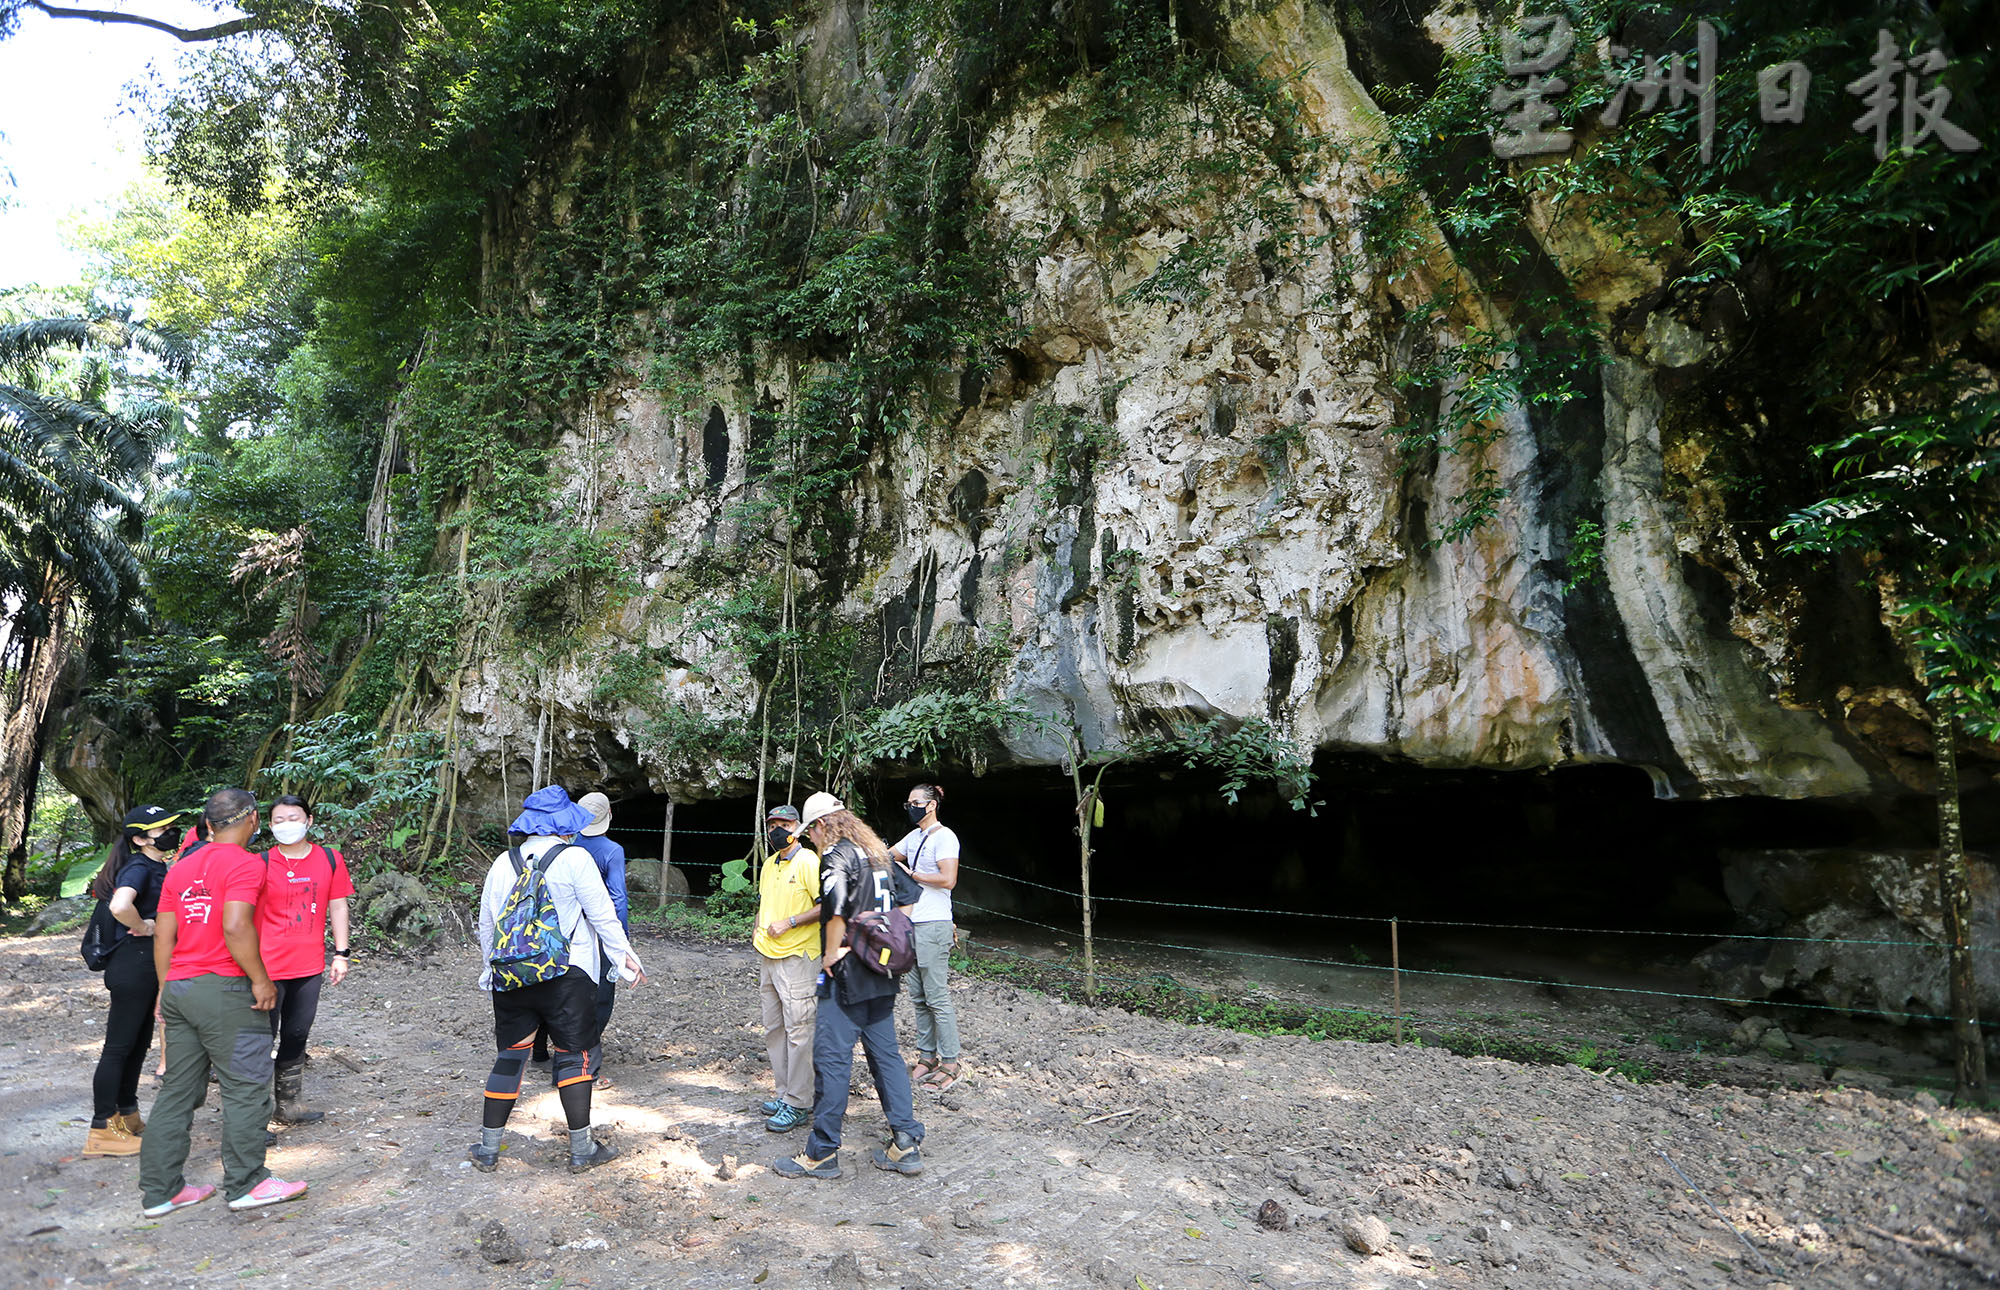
{"left": 895, "top": 825, "right": 960, "bottom": 924}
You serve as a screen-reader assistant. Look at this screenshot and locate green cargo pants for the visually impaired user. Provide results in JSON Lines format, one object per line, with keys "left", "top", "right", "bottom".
{"left": 139, "top": 975, "right": 273, "bottom": 1206}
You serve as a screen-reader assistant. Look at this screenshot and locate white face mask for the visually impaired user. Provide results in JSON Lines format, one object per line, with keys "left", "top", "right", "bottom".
{"left": 270, "top": 820, "right": 311, "bottom": 846}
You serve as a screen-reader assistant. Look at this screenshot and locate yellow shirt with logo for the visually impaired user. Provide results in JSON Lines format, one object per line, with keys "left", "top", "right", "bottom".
{"left": 753, "top": 844, "right": 822, "bottom": 959}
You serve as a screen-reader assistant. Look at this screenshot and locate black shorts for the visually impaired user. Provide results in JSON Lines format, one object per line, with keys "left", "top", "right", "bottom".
{"left": 491, "top": 966, "right": 597, "bottom": 1051}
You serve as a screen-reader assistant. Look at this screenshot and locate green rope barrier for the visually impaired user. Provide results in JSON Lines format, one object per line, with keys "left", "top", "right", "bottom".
{"left": 952, "top": 899, "right": 1996, "bottom": 1030}
{"left": 956, "top": 863, "right": 1996, "bottom": 953}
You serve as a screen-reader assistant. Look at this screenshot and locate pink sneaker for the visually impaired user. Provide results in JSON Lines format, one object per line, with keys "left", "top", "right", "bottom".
{"left": 226, "top": 1177, "right": 308, "bottom": 1211}
{"left": 141, "top": 1183, "right": 216, "bottom": 1217}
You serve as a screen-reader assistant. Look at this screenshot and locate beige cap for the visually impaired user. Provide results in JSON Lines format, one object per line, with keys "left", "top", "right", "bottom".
{"left": 799, "top": 791, "right": 844, "bottom": 829}
{"left": 577, "top": 791, "right": 613, "bottom": 837}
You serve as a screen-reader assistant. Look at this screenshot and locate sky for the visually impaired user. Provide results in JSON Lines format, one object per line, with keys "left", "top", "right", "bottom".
{"left": 0, "top": 0, "right": 235, "bottom": 292}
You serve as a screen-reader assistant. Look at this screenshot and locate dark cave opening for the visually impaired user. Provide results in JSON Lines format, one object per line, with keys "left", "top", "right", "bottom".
{"left": 580, "top": 754, "right": 1993, "bottom": 1069}
{"left": 588, "top": 754, "right": 1984, "bottom": 940}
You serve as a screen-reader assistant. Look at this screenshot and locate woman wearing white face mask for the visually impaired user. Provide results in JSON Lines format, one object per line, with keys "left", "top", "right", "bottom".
{"left": 257, "top": 795, "right": 354, "bottom": 1125}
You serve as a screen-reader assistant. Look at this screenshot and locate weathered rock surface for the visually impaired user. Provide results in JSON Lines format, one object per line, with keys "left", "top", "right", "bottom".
{"left": 353, "top": 870, "right": 466, "bottom": 947}
{"left": 624, "top": 859, "right": 692, "bottom": 903}
{"left": 25, "top": 896, "right": 89, "bottom": 935}
{"left": 434, "top": 0, "right": 1936, "bottom": 821}
{"left": 1697, "top": 848, "right": 2000, "bottom": 1021}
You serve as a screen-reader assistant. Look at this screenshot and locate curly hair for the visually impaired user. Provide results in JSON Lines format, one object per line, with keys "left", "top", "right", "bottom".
{"left": 808, "top": 808, "right": 890, "bottom": 867}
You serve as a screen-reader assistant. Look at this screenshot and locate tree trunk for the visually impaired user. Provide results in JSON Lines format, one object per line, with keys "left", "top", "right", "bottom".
{"left": 1932, "top": 706, "right": 1990, "bottom": 1105}
{"left": 1068, "top": 744, "right": 1101, "bottom": 1000}
{"left": 1, "top": 573, "right": 74, "bottom": 901}
{"left": 2, "top": 730, "right": 52, "bottom": 903}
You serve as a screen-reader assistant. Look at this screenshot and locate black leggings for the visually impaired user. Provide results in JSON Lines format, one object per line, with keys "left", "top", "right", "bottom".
{"left": 269, "top": 973, "right": 325, "bottom": 1067}
{"left": 92, "top": 936, "right": 157, "bottom": 1122}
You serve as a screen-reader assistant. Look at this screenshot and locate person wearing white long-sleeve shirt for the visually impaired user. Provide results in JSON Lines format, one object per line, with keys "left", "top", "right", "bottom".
{"left": 469, "top": 786, "right": 646, "bottom": 1175}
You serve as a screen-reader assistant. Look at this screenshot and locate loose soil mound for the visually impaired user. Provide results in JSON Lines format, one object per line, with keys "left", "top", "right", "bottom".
{"left": 1, "top": 930, "right": 1993, "bottom": 1289}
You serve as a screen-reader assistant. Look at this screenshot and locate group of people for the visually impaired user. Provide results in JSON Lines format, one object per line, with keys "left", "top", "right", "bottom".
{"left": 752, "top": 784, "right": 962, "bottom": 1178}
{"left": 82, "top": 787, "right": 349, "bottom": 1215}
{"left": 472, "top": 781, "right": 964, "bottom": 1181}
{"left": 81, "top": 775, "right": 962, "bottom": 1210}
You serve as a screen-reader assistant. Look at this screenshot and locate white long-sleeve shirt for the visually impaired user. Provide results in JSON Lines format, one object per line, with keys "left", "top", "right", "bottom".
{"left": 476, "top": 834, "right": 641, "bottom": 991}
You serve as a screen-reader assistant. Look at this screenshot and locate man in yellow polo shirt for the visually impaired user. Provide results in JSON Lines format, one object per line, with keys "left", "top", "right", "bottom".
{"left": 754, "top": 805, "right": 822, "bottom": 1132}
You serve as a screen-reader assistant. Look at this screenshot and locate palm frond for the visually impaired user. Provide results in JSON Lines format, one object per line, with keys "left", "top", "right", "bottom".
{"left": 0, "top": 315, "right": 196, "bottom": 381}
{"left": 0, "top": 384, "right": 158, "bottom": 491}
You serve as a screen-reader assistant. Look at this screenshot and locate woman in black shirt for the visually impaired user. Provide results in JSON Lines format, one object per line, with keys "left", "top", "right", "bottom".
{"left": 81, "top": 805, "right": 184, "bottom": 1158}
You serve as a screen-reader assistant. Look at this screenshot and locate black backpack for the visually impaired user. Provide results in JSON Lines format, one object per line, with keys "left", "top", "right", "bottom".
{"left": 80, "top": 900, "right": 124, "bottom": 971}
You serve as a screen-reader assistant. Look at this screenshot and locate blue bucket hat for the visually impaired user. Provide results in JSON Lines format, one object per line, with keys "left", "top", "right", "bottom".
{"left": 510, "top": 785, "right": 595, "bottom": 837}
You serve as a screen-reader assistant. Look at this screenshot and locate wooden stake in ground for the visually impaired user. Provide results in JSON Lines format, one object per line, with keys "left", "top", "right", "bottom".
{"left": 1932, "top": 706, "right": 1989, "bottom": 1105}
{"left": 658, "top": 796, "right": 676, "bottom": 912}
{"left": 1391, "top": 917, "right": 1402, "bottom": 1046}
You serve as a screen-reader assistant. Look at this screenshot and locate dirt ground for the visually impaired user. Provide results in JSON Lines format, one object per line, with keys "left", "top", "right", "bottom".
{"left": 2, "top": 926, "right": 1995, "bottom": 1290}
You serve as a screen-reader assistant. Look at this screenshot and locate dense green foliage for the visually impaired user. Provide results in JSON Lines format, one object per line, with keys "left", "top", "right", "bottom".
{"left": 0, "top": 308, "right": 191, "bottom": 896}
{"left": 1359, "top": 0, "right": 1996, "bottom": 555}
{"left": 15, "top": 0, "right": 1990, "bottom": 884}
{"left": 30, "top": 0, "right": 1329, "bottom": 857}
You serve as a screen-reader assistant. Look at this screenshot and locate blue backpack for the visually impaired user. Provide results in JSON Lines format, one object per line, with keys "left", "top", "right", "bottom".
{"left": 488, "top": 845, "right": 578, "bottom": 991}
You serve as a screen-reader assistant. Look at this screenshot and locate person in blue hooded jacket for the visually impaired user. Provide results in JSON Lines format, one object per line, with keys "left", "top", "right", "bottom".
{"left": 468, "top": 786, "right": 646, "bottom": 1175}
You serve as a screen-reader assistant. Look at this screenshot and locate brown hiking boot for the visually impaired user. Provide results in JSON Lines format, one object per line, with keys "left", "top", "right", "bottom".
{"left": 114, "top": 1111, "right": 145, "bottom": 1136}
{"left": 84, "top": 1123, "right": 141, "bottom": 1157}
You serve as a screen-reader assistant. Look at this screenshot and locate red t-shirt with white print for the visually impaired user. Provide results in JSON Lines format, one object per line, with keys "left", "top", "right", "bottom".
{"left": 256, "top": 844, "right": 356, "bottom": 980}
{"left": 162, "top": 842, "right": 268, "bottom": 981}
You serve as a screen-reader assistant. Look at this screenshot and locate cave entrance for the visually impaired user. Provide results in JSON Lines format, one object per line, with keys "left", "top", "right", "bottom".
{"left": 585, "top": 757, "right": 1976, "bottom": 1079}
{"left": 601, "top": 759, "right": 1886, "bottom": 945}
{"left": 593, "top": 793, "right": 758, "bottom": 900}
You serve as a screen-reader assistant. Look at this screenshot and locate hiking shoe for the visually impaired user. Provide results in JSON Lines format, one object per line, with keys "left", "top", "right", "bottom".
{"left": 228, "top": 1177, "right": 308, "bottom": 1211}
{"left": 115, "top": 1110, "right": 145, "bottom": 1136}
{"left": 568, "top": 1141, "right": 620, "bottom": 1173}
{"left": 468, "top": 1143, "right": 500, "bottom": 1172}
{"left": 759, "top": 1098, "right": 785, "bottom": 1116}
{"left": 141, "top": 1183, "right": 216, "bottom": 1217}
{"left": 772, "top": 1151, "right": 840, "bottom": 1179}
{"left": 84, "top": 1123, "right": 141, "bottom": 1158}
{"left": 871, "top": 1130, "right": 923, "bottom": 1176}
{"left": 765, "top": 1103, "right": 809, "bottom": 1133}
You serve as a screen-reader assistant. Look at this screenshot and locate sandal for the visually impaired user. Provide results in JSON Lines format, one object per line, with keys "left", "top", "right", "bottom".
{"left": 922, "top": 1062, "right": 962, "bottom": 1092}
{"left": 908, "top": 1057, "right": 939, "bottom": 1084}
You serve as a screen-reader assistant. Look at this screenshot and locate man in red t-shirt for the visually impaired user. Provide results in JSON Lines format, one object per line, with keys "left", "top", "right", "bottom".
{"left": 137, "top": 788, "right": 309, "bottom": 1217}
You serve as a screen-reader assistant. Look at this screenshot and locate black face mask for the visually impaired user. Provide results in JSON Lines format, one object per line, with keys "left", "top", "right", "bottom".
{"left": 143, "top": 828, "right": 181, "bottom": 854}
{"left": 767, "top": 827, "right": 795, "bottom": 852}
{"left": 906, "top": 803, "right": 929, "bottom": 825}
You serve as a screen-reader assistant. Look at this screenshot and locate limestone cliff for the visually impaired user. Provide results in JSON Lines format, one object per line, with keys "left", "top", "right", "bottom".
{"left": 447, "top": 0, "right": 1926, "bottom": 813}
